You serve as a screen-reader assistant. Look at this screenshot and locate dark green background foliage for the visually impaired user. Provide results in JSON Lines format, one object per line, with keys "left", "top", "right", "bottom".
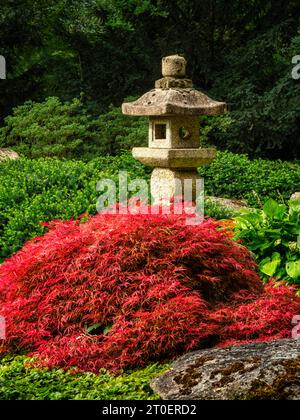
{"left": 0, "top": 356, "right": 165, "bottom": 400}
{"left": 0, "top": 152, "right": 299, "bottom": 261}
{"left": 207, "top": 23, "right": 300, "bottom": 159}
{"left": 1, "top": 0, "right": 300, "bottom": 158}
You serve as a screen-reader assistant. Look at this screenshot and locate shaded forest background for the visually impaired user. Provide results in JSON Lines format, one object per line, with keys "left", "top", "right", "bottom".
{"left": 0, "top": 0, "right": 300, "bottom": 159}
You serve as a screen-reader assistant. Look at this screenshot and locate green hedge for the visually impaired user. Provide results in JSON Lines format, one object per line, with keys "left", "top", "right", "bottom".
{"left": 0, "top": 154, "right": 150, "bottom": 261}
{"left": 0, "top": 97, "right": 147, "bottom": 160}
{"left": 0, "top": 356, "right": 166, "bottom": 400}
{"left": 1, "top": 151, "right": 300, "bottom": 261}
{"left": 199, "top": 151, "right": 300, "bottom": 207}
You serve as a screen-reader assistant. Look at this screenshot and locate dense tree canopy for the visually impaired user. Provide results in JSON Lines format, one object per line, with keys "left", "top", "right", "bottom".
{"left": 0, "top": 0, "right": 300, "bottom": 158}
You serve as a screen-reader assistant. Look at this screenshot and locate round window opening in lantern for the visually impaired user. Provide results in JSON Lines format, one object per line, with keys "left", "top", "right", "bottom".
{"left": 179, "top": 127, "right": 191, "bottom": 140}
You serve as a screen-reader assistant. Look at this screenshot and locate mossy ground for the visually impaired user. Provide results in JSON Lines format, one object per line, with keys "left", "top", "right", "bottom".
{"left": 0, "top": 356, "right": 168, "bottom": 400}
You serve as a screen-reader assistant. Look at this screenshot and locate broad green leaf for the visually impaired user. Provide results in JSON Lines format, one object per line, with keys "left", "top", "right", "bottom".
{"left": 234, "top": 212, "right": 262, "bottom": 227}
{"left": 260, "top": 252, "right": 281, "bottom": 276}
{"left": 263, "top": 199, "right": 286, "bottom": 220}
{"left": 103, "top": 324, "right": 113, "bottom": 335}
{"left": 286, "top": 260, "right": 300, "bottom": 280}
{"left": 86, "top": 323, "right": 102, "bottom": 334}
{"left": 289, "top": 199, "right": 300, "bottom": 213}
{"left": 252, "top": 241, "right": 276, "bottom": 251}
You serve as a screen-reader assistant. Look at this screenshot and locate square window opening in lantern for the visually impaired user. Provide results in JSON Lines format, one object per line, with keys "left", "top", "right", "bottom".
{"left": 155, "top": 124, "right": 167, "bottom": 140}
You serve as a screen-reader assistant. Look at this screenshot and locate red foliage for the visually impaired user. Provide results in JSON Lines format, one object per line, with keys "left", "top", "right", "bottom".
{"left": 212, "top": 283, "right": 300, "bottom": 347}
{"left": 0, "top": 211, "right": 299, "bottom": 373}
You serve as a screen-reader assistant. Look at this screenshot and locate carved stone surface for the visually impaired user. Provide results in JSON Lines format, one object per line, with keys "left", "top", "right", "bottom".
{"left": 122, "top": 54, "right": 226, "bottom": 117}
{"left": 151, "top": 168, "right": 201, "bottom": 205}
{"left": 151, "top": 339, "right": 300, "bottom": 400}
{"left": 162, "top": 55, "right": 187, "bottom": 78}
{"left": 148, "top": 115, "right": 200, "bottom": 149}
{"left": 122, "top": 54, "right": 226, "bottom": 203}
{"left": 155, "top": 77, "right": 193, "bottom": 89}
{"left": 122, "top": 88, "right": 226, "bottom": 116}
{"left": 132, "top": 147, "right": 216, "bottom": 168}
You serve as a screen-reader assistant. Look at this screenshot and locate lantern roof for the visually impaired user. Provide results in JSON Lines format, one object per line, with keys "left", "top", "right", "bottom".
{"left": 122, "top": 55, "right": 226, "bottom": 117}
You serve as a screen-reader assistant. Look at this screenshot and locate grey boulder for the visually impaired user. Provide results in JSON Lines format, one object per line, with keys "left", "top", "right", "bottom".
{"left": 151, "top": 339, "right": 300, "bottom": 400}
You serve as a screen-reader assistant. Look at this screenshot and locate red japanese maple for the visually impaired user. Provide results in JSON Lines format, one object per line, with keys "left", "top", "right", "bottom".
{"left": 0, "top": 211, "right": 299, "bottom": 372}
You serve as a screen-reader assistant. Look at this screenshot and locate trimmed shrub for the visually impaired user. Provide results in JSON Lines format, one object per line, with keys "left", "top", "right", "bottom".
{"left": 1, "top": 211, "right": 299, "bottom": 373}
{"left": 0, "top": 154, "right": 150, "bottom": 261}
{"left": 93, "top": 100, "right": 147, "bottom": 155}
{"left": 0, "top": 97, "right": 98, "bottom": 160}
{"left": 199, "top": 151, "right": 300, "bottom": 207}
{"left": 0, "top": 97, "right": 147, "bottom": 159}
{"left": 0, "top": 356, "right": 166, "bottom": 400}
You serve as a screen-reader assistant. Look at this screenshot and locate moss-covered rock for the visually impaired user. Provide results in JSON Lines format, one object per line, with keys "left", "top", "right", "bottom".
{"left": 151, "top": 339, "right": 300, "bottom": 400}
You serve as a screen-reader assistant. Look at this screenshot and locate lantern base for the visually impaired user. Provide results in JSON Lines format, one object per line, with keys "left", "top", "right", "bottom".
{"left": 151, "top": 168, "right": 202, "bottom": 205}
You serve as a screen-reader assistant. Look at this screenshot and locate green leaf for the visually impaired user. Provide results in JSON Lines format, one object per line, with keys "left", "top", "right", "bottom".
{"left": 260, "top": 252, "right": 281, "bottom": 277}
{"left": 103, "top": 324, "right": 113, "bottom": 336}
{"left": 85, "top": 323, "right": 102, "bottom": 334}
{"left": 289, "top": 199, "right": 300, "bottom": 213}
{"left": 286, "top": 260, "right": 300, "bottom": 280}
{"left": 263, "top": 199, "right": 286, "bottom": 220}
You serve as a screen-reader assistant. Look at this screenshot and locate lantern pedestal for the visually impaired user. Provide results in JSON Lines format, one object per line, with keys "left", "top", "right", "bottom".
{"left": 150, "top": 168, "right": 201, "bottom": 205}
{"left": 132, "top": 147, "right": 216, "bottom": 204}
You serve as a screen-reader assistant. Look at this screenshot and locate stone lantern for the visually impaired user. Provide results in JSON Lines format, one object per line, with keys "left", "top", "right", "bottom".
{"left": 122, "top": 55, "right": 226, "bottom": 205}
